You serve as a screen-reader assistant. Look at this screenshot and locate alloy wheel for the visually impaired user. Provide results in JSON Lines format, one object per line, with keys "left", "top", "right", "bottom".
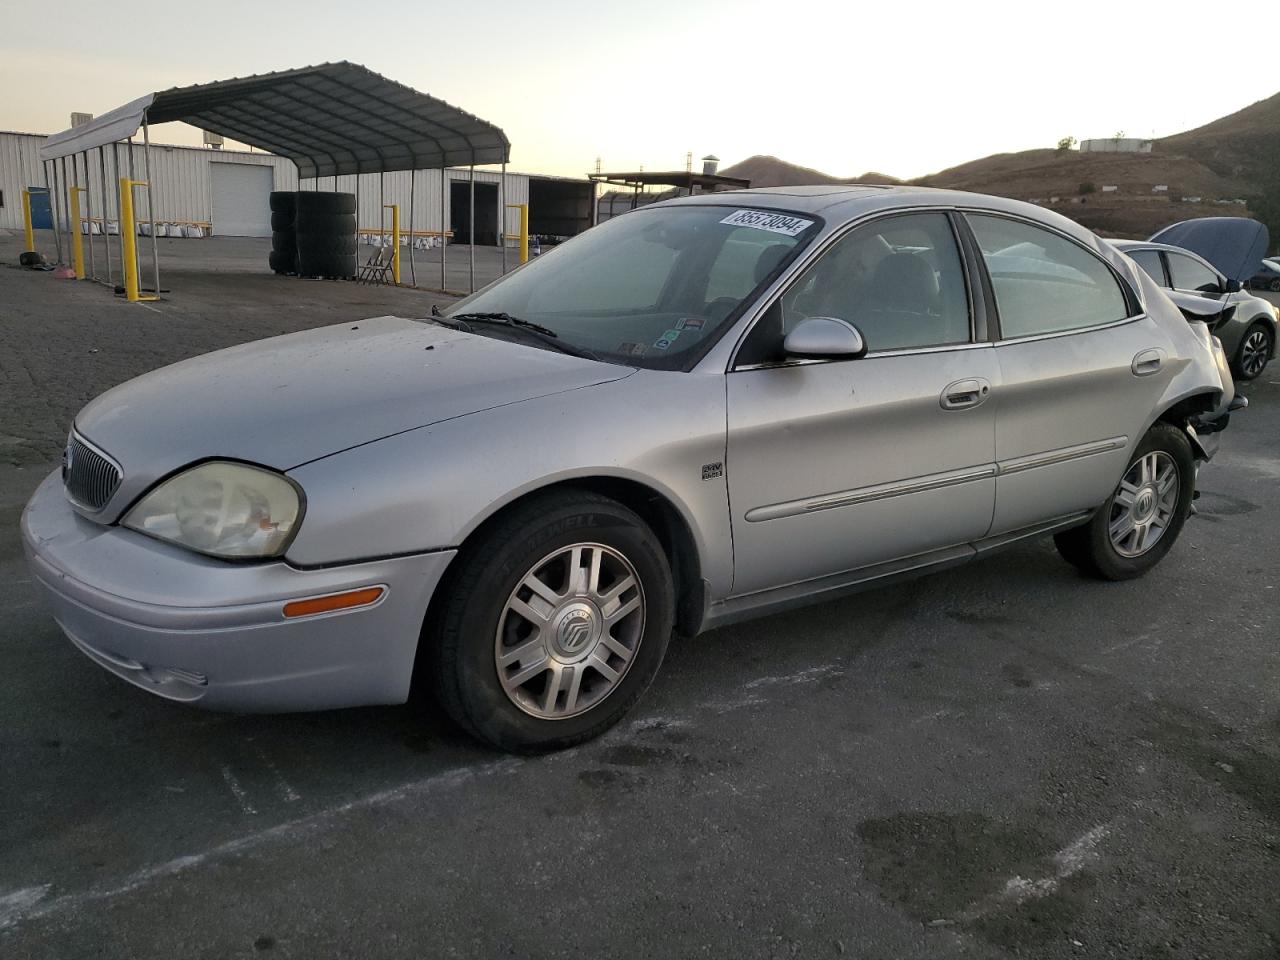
{"left": 495, "top": 542, "right": 645, "bottom": 719}
{"left": 1108, "top": 451, "right": 1179, "bottom": 558}
{"left": 1240, "top": 329, "right": 1271, "bottom": 379}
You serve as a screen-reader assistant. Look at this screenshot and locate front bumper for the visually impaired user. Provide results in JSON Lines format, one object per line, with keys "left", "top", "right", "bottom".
{"left": 21, "top": 470, "right": 455, "bottom": 712}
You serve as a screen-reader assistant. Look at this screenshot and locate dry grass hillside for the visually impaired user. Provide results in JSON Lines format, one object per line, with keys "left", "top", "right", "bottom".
{"left": 916, "top": 149, "right": 1240, "bottom": 201}
{"left": 719, "top": 155, "right": 902, "bottom": 189}
{"left": 719, "top": 156, "right": 843, "bottom": 186}
{"left": 1158, "top": 90, "right": 1280, "bottom": 187}
{"left": 914, "top": 149, "right": 1249, "bottom": 238}
{"left": 718, "top": 92, "right": 1280, "bottom": 240}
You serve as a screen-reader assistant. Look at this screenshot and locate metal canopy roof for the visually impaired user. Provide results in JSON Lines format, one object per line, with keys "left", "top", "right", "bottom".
{"left": 40, "top": 62, "right": 511, "bottom": 178}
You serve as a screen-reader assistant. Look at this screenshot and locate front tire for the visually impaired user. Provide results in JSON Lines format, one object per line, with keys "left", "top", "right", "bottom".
{"left": 1233, "top": 322, "right": 1273, "bottom": 381}
{"left": 425, "top": 490, "right": 674, "bottom": 752}
{"left": 1054, "top": 423, "right": 1194, "bottom": 581}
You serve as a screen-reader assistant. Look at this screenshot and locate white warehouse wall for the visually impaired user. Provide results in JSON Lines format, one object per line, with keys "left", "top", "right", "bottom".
{"left": 0, "top": 131, "right": 540, "bottom": 239}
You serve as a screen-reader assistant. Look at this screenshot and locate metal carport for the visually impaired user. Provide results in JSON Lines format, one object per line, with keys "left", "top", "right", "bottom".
{"left": 39, "top": 62, "right": 511, "bottom": 297}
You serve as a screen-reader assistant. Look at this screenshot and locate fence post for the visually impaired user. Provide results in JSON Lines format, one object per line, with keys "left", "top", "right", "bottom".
{"left": 119, "top": 178, "right": 148, "bottom": 302}
{"left": 69, "top": 188, "right": 86, "bottom": 279}
{"left": 384, "top": 203, "right": 401, "bottom": 284}
{"left": 22, "top": 190, "right": 35, "bottom": 251}
{"left": 519, "top": 203, "right": 530, "bottom": 264}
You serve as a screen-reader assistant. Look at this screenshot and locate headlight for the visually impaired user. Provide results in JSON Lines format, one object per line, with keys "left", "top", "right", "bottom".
{"left": 123, "top": 461, "right": 302, "bottom": 559}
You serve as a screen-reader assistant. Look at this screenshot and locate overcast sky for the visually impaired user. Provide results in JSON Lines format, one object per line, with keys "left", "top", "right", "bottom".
{"left": 2, "top": 0, "right": 1274, "bottom": 180}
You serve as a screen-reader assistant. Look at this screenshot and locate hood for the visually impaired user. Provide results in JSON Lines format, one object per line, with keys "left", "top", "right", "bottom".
{"left": 75, "top": 316, "right": 631, "bottom": 520}
{"left": 1149, "top": 217, "right": 1270, "bottom": 284}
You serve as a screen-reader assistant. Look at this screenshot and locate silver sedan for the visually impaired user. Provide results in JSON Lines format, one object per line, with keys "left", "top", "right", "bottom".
{"left": 22, "top": 186, "right": 1237, "bottom": 751}
{"left": 1112, "top": 239, "right": 1277, "bottom": 381}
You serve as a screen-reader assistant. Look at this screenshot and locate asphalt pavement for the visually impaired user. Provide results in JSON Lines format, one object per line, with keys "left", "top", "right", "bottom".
{"left": 1, "top": 232, "right": 1278, "bottom": 959}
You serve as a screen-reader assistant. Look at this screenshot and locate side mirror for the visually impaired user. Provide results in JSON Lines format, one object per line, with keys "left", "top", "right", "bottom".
{"left": 1224, "top": 278, "right": 1242, "bottom": 293}
{"left": 783, "top": 316, "right": 867, "bottom": 359}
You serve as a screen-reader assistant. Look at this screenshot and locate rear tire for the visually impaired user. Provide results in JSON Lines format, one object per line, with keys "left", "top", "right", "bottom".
{"left": 423, "top": 490, "right": 674, "bottom": 753}
{"left": 1053, "top": 423, "right": 1194, "bottom": 581}
{"left": 1232, "top": 321, "right": 1273, "bottom": 381}
{"left": 1270, "top": 278, "right": 1280, "bottom": 292}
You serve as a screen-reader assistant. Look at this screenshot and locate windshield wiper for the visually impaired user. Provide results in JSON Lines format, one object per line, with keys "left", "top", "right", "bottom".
{"left": 443, "top": 311, "right": 600, "bottom": 361}
{"left": 449, "top": 311, "right": 560, "bottom": 337}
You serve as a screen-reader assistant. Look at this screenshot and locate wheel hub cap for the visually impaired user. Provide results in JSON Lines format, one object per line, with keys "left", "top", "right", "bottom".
{"left": 551, "top": 601, "right": 601, "bottom": 660}
{"left": 1133, "top": 487, "right": 1157, "bottom": 522}
{"left": 495, "top": 542, "right": 645, "bottom": 720}
{"left": 1108, "top": 451, "right": 1179, "bottom": 558}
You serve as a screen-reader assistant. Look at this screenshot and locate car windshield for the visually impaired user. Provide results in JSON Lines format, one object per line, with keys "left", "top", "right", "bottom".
{"left": 444, "top": 205, "right": 820, "bottom": 369}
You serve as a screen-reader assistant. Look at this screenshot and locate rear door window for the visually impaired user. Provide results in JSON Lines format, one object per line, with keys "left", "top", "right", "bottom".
{"left": 1128, "top": 249, "right": 1168, "bottom": 287}
{"left": 967, "top": 215, "right": 1133, "bottom": 338}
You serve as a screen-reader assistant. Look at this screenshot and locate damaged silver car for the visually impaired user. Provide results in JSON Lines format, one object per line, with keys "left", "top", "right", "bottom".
{"left": 23, "top": 186, "right": 1239, "bottom": 751}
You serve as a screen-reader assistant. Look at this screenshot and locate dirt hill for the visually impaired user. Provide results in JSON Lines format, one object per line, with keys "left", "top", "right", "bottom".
{"left": 915, "top": 149, "right": 1238, "bottom": 200}
{"left": 912, "top": 148, "right": 1249, "bottom": 238}
{"left": 719, "top": 89, "right": 1280, "bottom": 240}
{"left": 1158, "top": 90, "right": 1280, "bottom": 188}
{"left": 718, "top": 156, "right": 844, "bottom": 187}
{"left": 719, "top": 155, "right": 901, "bottom": 188}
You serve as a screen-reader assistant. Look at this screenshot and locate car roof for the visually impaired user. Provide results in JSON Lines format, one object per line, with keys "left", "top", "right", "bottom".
{"left": 1110, "top": 239, "right": 1205, "bottom": 256}
{"left": 653, "top": 184, "right": 1141, "bottom": 284}
{"left": 659, "top": 183, "right": 896, "bottom": 214}
{"left": 1111, "top": 239, "right": 1226, "bottom": 274}
{"left": 657, "top": 184, "right": 1103, "bottom": 235}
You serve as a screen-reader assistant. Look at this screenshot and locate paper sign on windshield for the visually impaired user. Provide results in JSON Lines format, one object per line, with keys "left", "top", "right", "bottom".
{"left": 720, "top": 209, "right": 814, "bottom": 237}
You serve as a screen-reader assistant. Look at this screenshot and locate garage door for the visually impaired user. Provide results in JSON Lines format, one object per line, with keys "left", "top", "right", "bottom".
{"left": 211, "top": 163, "right": 273, "bottom": 237}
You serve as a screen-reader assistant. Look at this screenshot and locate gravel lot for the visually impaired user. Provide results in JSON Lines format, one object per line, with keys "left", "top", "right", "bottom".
{"left": 2, "top": 231, "right": 1278, "bottom": 959}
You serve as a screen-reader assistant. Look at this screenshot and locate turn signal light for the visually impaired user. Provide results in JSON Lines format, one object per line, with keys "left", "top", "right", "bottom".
{"left": 283, "top": 587, "right": 385, "bottom": 619}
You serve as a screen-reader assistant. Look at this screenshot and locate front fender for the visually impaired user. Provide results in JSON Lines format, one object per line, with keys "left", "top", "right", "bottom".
{"left": 283, "top": 370, "right": 734, "bottom": 598}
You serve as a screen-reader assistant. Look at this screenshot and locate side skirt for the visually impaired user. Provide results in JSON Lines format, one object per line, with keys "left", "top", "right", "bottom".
{"left": 696, "top": 510, "right": 1093, "bottom": 634}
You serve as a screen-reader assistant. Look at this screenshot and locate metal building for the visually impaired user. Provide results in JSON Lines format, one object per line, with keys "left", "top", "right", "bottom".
{"left": 1, "top": 129, "right": 593, "bottom": 244}
{"left": 1079, "top": 138, "right": 1154, "bottom": 154}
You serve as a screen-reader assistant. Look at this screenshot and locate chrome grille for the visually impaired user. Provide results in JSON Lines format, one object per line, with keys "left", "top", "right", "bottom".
{"left": 63, "top": 432, "right": 122, "bottom": 511}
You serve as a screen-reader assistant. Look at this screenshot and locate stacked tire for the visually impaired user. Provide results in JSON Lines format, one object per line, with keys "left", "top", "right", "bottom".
{"left": 295, "top": 192, "right": 357, "bottom": 279}
{"left": 269, "top": 192, "right": 297, "bottom": 275}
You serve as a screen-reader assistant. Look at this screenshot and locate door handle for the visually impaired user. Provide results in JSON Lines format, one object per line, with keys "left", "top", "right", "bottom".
{"left": 1131, "top": 348, "right": 1166, "bottom": 377}
{"left": 940, "top": 378, "right": 991, "bottom": 410}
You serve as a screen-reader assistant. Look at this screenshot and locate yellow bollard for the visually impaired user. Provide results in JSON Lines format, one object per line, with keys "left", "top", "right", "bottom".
{"left": 69, "top": 188, "right": 86, "bottom": 279}
{"left": 519, "top": 203, "right": 529, "bottom": 264}
{"left": 119, "top": 178, "right": 158, "bottom": 302}
{"left": 21, "top": 190, "right": 35, "bottom": 251}
{"left": 384, "top": 204, "right": 401, "bottom": 285}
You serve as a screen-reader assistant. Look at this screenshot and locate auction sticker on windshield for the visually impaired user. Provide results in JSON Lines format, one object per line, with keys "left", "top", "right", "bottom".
{"left": 719, "top": 209, "right": 814, "bottom": 236}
